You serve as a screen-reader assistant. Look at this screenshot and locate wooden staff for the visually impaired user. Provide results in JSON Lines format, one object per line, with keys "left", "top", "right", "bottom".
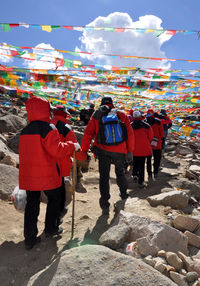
{"left": 71, "top": 151, "right": 77, "bottom": 239}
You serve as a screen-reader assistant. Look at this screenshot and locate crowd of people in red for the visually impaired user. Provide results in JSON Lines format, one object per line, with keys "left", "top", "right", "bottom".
{"left": 18, "top": 96, "right": 172, "bottom": 250}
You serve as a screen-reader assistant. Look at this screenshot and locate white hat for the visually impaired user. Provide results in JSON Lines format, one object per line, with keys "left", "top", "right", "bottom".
{"left": 132, "top": 110, "right": 141, "bottom": 118}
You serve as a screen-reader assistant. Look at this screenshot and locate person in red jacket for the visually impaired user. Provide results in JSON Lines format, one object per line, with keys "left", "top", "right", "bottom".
{"left": 51, "top": 105, "right": 78, "bottom": 219}
{"left": 79, "top": 97, "right": 135, "bottom": 215}
{"left": 158, "top": 109, "right": 172, "bottom": 151}
{"left": 146, "top": 109, "right": 165, "bottom": 179}
{"left": 19, "top": 96, "right": 80, "bottom": 250}
{"left": 131, "top": 111, "right": 153, "bottom": 188}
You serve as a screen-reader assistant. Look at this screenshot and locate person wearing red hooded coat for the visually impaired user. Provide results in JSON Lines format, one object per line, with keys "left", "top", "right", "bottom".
{"left": 131, "top": 111, "right": 153, "bottom": 187}
{"left": 51, "top": 105, "right": 78, "bottom": 219}
{"left": 158, "top": 109, "right": 172, "bottom": 151}
{"left": 79, "top": 97, "right": 135, "bottom": 215}
{"left": 19, "top": 96, "right": 80, "bottom": 250}
{"left": 146, "top": 109, "right": 165, "bottom": 179}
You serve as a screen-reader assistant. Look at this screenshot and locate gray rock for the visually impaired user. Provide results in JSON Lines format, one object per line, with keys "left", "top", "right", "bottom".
{"left": 114, "top": 197, "right": 169, "bottom": 224}
{"left": 189, "top": 165, "right": 200, "bottom": 176}
{"left": 100, "top": 211, "right": 188, "bottom": 256}
{"left": 173, "top": 215, "right": 200, "bottom": 232}
{"left": 184, "top": 231, "right": 200, "bottom": 248}
{"left": 178, "top": 251, "right": 200, "bottom": 277}
{"left": 177, "top": 146, "right": 193, "bottom": 156}
{"left": 99, "top": 223, "right": 131, "bottom": 249}
{"left": 143, "top": 255, "right": 155, "bottom": 267}
{"left": 0, "top": 164, "right": 19, "bottom": 200}
{"left": 169, "top": 179, "right": 200, "bottom": 200}
{"left": 0, "top": 114, "right": 26, "bottom": 133}
{"left": 147, "top": 191, "right": 189, "bottom": 209}
{"left": 186, "top": 271, "right": 198, "bottom": 283}
{"left": 7, "top": 132, "right": 20, "bottom": 154}
{"left": 27, "top": 245, "right": 177, "bottom": 286}
{"left": 166, "top": 251, "right": 183, "bottom": 270}
{"left": 154, "top": 262, "right": 166, "bottom": 273}
{"left": 169, "top": 271, "right": 188, "bottom": 286}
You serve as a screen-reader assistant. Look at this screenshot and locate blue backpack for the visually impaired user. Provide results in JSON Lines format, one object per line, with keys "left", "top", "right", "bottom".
{"left": 97, "top": 112, "right": 127, "bottom": 145}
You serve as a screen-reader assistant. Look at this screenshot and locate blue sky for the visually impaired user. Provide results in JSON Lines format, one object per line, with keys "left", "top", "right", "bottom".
{"left": 0, "top": 0, "right": 199, "bottom": 71}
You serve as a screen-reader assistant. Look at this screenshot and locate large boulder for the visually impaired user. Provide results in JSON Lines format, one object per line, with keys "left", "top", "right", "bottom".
{"left": 169, "top": 178, "right": 200, "bottom": 200}
{"left": 7, "top": 132, "right": 20, "bottom": 154}
{"left": 100, "top": 211, "right": 188, "bottom": 256}
{"left": 147, "top": 190, "right": 189, "bottom": 209}
{"left": 0, "top": 114, "right": 26, "bottom": 133}
{"left": 27, "top": 245, "right": 176, "bottom": 286}
{"left": 0, "top": 164, "right": 18, "bottom": 200}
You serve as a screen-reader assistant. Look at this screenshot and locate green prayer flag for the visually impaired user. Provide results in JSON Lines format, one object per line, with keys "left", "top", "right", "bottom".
{"left": 51, "top": 25, "right": 61, "bottom": 29}
{"left": 1, "top": 24, "right": 11, "bottom": 32}
{"left": 154, "top": 30, "right": 165, "bottom": 37}
{"left": 64, "top": 59, "right": 73, "bottom": 68}
{"left": 104, "top": 28, "right": 115, "bottom": 32}
{"left": 68, "top": 51, "right": 79, "bottom": 57}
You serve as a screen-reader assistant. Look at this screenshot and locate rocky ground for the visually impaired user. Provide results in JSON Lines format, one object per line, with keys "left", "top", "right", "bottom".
{"left": 1, "top": 106, "right": 200, "bottom": 285}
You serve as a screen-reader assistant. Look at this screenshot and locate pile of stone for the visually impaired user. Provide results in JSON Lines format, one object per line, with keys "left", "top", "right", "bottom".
{"left": 99, "top": 210, "right": 200, "bottom": 286}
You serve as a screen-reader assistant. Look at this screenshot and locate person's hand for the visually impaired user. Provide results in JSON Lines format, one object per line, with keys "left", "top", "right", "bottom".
{"left": 76, "top": 150, "right": 88, "bottom": 161}
{"left": 126, "top": 152, "right": 133, "bottom": 164}
{"left": 74, "top": 142, "right": 81, "bottom": 151}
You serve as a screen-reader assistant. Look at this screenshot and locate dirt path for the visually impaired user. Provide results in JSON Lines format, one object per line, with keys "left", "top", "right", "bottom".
{"left": 0, "top": 152, "right": 187, "bottom": 286}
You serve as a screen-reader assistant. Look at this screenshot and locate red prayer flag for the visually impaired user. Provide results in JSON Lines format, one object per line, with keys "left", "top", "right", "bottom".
{"left": 9, "top": 24, "right": 19, "bottom": 27}
{"left": 63, "top": 26, "right": 73, "bottom": 30}
{"left": 10, "top": 50, "right": 19, "bottom": 56}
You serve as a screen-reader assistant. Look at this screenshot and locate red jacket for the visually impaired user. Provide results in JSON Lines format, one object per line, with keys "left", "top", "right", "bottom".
{"left": 146, "top": 116, "right": 165, "bottom": 150}
{"left": 19, "top": 97, "right": 75, "bottom": 191}
{"left": 161, "top": 115, "right": 172, "bottom": 131}
{"left": 81, "top": 108, "right": 135, "bottom": 154}
{"left": 131, "top": 119, "right": 153, "bottom": 156}
{"left": 51, "top": 115, "right": 77, "bottom": 177}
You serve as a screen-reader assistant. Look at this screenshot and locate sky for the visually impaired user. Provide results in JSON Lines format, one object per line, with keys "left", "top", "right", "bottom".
{"left": 0, "top": 0, "right": 199, "bottom": 72}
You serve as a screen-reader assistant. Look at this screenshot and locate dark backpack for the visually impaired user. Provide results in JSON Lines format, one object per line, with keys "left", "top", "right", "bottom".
{"left": 97, "top": 112, "right": 127, "bottom": 146}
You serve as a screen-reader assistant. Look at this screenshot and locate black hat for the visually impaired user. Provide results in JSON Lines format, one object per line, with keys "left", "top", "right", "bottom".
{"left": 89, "top": 103, "right": 95, "bottom": 108}
{"left": 100, "top": 97, "right": 113, "bottom": 106}
{"left": 160, "top": 109, "right": 167, "bottom": 115}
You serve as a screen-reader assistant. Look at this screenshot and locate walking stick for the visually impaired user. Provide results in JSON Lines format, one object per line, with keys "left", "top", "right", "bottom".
{"left": 71, "top": 151, "right": 77, "bottom": 239}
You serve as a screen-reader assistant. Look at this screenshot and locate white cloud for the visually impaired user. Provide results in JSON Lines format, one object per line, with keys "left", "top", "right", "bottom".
{"left": 23, "top": 43, "right": 65, "bottom": 70}
{"left": 0, "top": 43, "right": 14, "bottom": 63}
{"left": 75, "top": 12, "right": 172, "bottom": 70}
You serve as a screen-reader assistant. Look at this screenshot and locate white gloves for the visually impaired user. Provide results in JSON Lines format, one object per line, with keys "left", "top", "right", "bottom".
{"left": 74, "top": 142, "right": 81, "bottom": 151}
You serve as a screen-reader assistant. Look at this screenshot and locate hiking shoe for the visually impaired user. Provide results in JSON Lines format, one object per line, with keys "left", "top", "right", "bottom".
{"left": 138, "top": 182, "right": 145, "bottom": 188}
{"left": 133, "top": 176, "right": 138, "bottom": 183}
{"left": 102, "top": 208, "right": 109, "bottom": 215}
{"left": 25, "top": 236, "right": 41, "bottom": 250}
{"left": 154, "top": 173, "right": 158, "bottom": 179}
{"left": 120, "top": 193, "right": 129, "bottom": 200}
{"left": 45, "top": 227, "right": 63, "bottom": 238}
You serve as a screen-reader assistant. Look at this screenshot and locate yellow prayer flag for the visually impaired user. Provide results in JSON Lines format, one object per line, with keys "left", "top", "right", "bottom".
{"left": 41, "top": 25, "right": 52, "bottom": 32}
{"left": 145, "top": 29, "right": 154, "bottom": 33}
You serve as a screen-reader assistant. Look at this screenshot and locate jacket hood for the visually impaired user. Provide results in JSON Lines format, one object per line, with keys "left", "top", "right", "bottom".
{"left": 25, "top": 96, "right": 51, "bottom": 122}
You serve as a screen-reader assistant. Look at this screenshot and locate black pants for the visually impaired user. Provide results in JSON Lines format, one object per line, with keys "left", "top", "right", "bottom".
{"left": 24, "top": 187, "right": 61, "bottom": 243}
{"left": 60, "top": 179, "right": 66, "bottom": 213}
{"left": 132, "top": 156, "right": 145, "bottom": 184}
{"left": 146, "top": 149, "right": 162, "bottom": 175}
{"left": 96, "top": 148, "right": 127, "bottom": 209}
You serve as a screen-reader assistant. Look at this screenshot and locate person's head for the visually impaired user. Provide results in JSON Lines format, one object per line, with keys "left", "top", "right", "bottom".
{"left": 89, "top": 103, "right": 95, "bottom": 109}
{"left": 146, "top": 109, "right": 154, "bottom": 117}
{"left": 53, "top": 105, "right": 70, "bottom": 118}
{"left": 160, "top": 109, "right": 167, "bottom": 116}
{"left": 25, "top": 96, "right": 51, "bottom": 122}
{"left": 100, "top": 97, "right": 114, "bottom": 108}
{"left": 132, "top": 110, "right": 141, "bottom": 119}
